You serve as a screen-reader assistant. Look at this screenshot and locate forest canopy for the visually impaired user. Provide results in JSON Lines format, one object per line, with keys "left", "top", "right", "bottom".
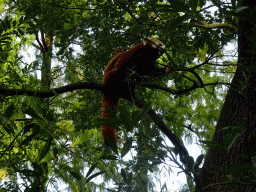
{"left": 1, "top": 0, "right": 255, "bottom": 191}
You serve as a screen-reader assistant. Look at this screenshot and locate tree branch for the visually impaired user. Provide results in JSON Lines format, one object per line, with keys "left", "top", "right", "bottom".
{"left": 193, "top": 21, "right": 238, "bottom": 32}
{"left": 0, "top": 81, "right": 103, "bottom": 98}
{"left": 121, "top": 93, "right": 189, "bottom": 164}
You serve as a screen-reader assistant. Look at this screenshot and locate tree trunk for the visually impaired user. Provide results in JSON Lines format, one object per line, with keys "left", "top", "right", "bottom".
{"left": 196, "top": 1, "right": 256, "bottom": 191}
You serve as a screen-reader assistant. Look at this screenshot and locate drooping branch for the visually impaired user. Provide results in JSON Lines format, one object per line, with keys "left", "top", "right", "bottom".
{"left": 121, "top": 93, "right": 189, "bottom": 164}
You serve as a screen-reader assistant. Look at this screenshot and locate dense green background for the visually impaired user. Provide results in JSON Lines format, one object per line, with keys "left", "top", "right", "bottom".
{"left": 0, "top": 0, "right": 243, "bottom": 191}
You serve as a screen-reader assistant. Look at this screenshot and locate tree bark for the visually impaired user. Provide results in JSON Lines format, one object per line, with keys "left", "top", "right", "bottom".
{"left": 196, "top": 1, "right": 256, "bottom": 191}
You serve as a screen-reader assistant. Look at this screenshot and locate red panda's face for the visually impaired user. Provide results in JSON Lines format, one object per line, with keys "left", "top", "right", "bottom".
{"left": 150, "top": 38, "right": 165, "bottom": 49}
{"left": 143, "top": 38, "right": 165, "bottom": 55}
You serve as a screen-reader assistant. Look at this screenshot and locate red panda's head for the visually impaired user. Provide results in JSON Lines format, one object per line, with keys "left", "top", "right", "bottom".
{"left": 143, "top": 38, "right": 165, "bottom": 55}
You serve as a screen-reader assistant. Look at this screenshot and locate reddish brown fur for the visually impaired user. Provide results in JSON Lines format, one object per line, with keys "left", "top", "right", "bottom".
{"left": 101, "top": 52, "right": 123, "bottom": 143}
{"left": 101, "top": 39, "right": 165, "bottom": 144}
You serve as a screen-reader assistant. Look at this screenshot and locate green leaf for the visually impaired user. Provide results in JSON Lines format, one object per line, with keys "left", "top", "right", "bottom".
{"left": 183, "top": 155, "right": 194, "bottom": 171}
{"left": 20, "top": 130, "right": 39, "bottom": 146}
{"left": 4, "top": 103, "right": 15, "bottom": 119}
{"left": 19, "top": 16, "right": 24, "bottom": 24}
{"left": 17, "top": 28, "right": 24, "bottom": 36}
{"left": 134, "top": 102, "right": 151, "bottom": 122}
{"left": 105, "top": 138, "right": 119, "bottom": 155}
{"left": 127, "top": 172, "right": 132, "bottom": 184}
{"left": 2, "top": 124, "right": 14, "bottom": 135}
{"left": 5, "top": 17, "right": 11, "bottom": 29}
{"left": 100, "top": 155, "right": 118, "bottom": 160}
{"left": 85, "top": 164, "right": 97, "bottom": 179}
{"left": 121, "top": 137, "right": 132, "bottom": 158}
{"left": 121, "top": 169, "right": 127, "bottom": 183}
{"left": 39, "top": 137, "right": 53, "bottom": 160}
{"left": 166, "top": 0, "right": 190, "bottom": 12}
{"left": 70, "top": 171, "right": 82, "bottom": 180}
{"left": 194, "top": 154, "right": 204, "bottom": 171}
{"left": 195, "top": 154, "right": 204, "bottom": 165}
{"left": 23, "top": 106, "right": 42, "bottom": 120}
{"left": 86, "top": 171, "right": 106, "bottom": 183}
{"left": 0, "top": 36, "right": 12, "bottom": 41}
{"left": 12, "top": 20, "right": 16, "bottom": 27}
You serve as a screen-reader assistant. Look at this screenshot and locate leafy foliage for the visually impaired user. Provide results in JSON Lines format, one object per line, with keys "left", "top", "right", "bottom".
{"left": 0, "top": 0, "right": 243, "bottom": 191}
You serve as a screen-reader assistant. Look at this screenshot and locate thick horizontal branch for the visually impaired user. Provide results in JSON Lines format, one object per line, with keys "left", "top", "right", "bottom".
{"left": 0, "top": 80, "right": 200, "bottom": 98}
{"left": 1, "top": 77, "right": 228, "bottom": 99}
{"left": 0, "top": 81, "right": 103, "bottom": 98}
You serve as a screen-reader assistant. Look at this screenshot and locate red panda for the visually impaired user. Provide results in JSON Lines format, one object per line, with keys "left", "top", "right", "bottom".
{"left": 101, "top": 38, "right": 166, "bottom": 145}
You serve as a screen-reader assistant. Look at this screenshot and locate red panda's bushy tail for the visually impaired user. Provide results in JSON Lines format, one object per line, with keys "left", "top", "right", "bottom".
{"left": 101, "top": 52, "right": 123, "bottom": 144}
{"left": 101, "top": 92, "right": 119, "bottom": 144}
